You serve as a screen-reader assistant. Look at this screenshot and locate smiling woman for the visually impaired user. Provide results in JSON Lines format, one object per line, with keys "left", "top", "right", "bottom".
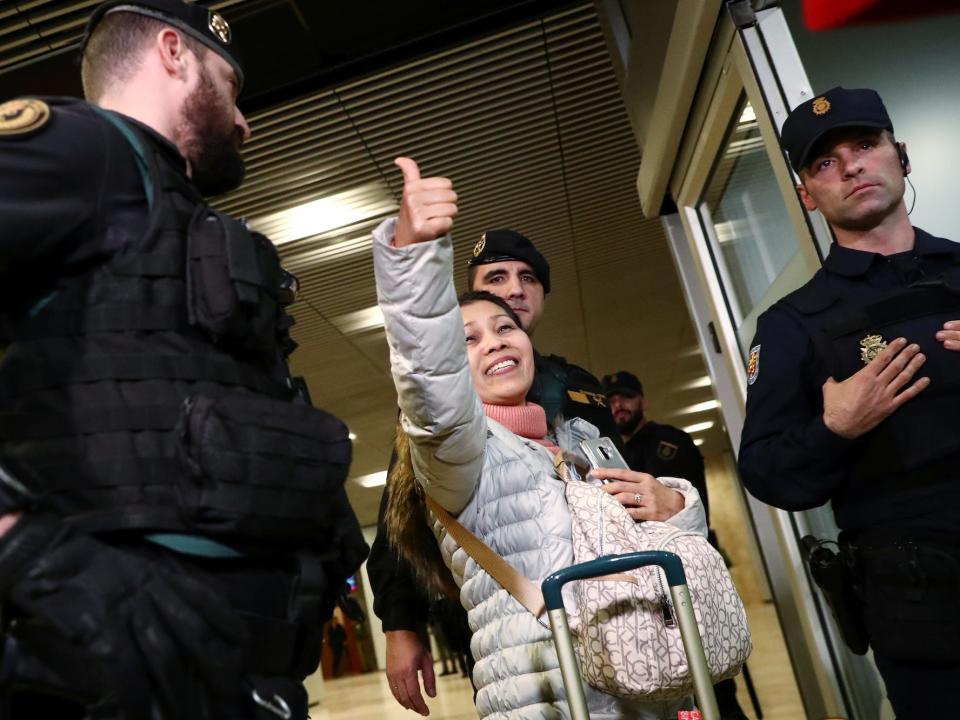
{"left": 458, "top": 291, "right": 534, "bottom": 406}
{"left": 370, "top": 158, "right": 706, "bottom": 719}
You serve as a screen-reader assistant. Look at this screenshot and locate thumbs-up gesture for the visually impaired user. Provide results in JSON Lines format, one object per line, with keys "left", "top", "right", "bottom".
{"left": 394, "top": 157, "right": 458, "bottom": 248}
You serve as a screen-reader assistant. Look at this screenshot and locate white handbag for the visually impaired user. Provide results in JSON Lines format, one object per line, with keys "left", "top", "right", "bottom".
{"left": 561, "top": 466, "right": 752, "bottom": 699}
{"left": 425, "top": 450, "right": 751, "bottom": 700}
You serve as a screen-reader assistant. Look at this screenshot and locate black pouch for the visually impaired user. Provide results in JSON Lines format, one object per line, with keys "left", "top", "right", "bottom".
{"left": 858, "top": 540, "right": 960, "bottom": 665}
{"left": 803, "top": 536, "right": 869, "bottom": 654}
{"left": 176, "top": 390, "right": 352, "bottom": 544}
{"left": 186, "top": 208, "right": 283, "bottom": 356}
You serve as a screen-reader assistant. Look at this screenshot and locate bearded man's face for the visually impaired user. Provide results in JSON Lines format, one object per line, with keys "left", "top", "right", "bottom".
{"left": 179, "top": 61, "right": 246, "bottom": 196}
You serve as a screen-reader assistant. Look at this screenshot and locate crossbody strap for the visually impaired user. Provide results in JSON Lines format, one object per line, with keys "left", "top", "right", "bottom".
{"left": 424, "top": 494, "right": 546, "bottom": 618}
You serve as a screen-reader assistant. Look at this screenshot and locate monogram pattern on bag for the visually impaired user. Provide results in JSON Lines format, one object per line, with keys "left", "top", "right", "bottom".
{"left": 564, "top": 479, "right": 752, "bottom": 699}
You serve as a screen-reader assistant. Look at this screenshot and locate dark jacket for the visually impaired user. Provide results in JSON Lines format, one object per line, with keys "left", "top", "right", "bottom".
{"left": 738, "top": 228, "right": 960, "bottom": 533}
{"left": 622, "top": 421, "right": 710, "bottom": 522}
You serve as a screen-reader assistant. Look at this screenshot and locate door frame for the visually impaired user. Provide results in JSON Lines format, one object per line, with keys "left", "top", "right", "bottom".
{"left": 665, "top": 8, "right": 859, "bottom": 717}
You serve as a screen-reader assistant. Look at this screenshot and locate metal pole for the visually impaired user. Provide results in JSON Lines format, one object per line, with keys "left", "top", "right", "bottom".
{"left": 546, "top": 608, "right": 590, "bottom": 720}
{"left": 670, "top": 583, "right": 720, "bottom": 720}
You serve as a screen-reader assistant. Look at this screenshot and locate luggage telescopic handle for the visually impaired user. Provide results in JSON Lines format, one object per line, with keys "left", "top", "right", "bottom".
{"left": 541, "top": 551, "right": 686, "bottom": 608}
{"left": 541, "top": 551, "right": 719, "bottom": 720}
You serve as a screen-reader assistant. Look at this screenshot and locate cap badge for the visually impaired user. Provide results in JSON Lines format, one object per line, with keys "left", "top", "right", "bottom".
{"left": 859, "top": 334, "right": 887, "bottom": 365}
{"left": 812, "top": 96, "right": 831, "bottom": 116}
{"left": 609, "top": 374, "right": 618, "bottom": 384}
{"left": 747, "top": 344, "right": 761, "bottom": 385}
{"left": 0, "top": 99, "right": 50, "bottom": 137}
{"left": 473, "top": 233, "right": 486, "bottom": 258}
{"left": 208, "top": 11, "right": 231, "bottom": 44}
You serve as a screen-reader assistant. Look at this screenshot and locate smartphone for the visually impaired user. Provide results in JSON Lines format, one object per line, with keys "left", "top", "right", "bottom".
{"left": 578, "top": 437, "right": 629, "bottom": 482}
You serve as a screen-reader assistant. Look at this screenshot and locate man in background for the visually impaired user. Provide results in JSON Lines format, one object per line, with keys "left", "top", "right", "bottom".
{"left": 603, "top": 371, "right": 747, "bottom": 719}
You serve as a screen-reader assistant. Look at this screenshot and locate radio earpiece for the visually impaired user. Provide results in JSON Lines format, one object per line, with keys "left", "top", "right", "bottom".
{"left": 896, "top": 142, "right": 910, "bottom": 175}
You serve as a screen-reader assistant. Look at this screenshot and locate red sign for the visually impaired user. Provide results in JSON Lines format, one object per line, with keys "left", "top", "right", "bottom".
{"left": 804, "top": 0, "right": 960, "bottom": 30}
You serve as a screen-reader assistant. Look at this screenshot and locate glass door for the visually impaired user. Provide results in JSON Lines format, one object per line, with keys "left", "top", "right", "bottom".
{"left": 697, "top": 96, "right": 817, "bottom": 363}
{"left": 668, "top": 7, "right": 890, "bottom": 719}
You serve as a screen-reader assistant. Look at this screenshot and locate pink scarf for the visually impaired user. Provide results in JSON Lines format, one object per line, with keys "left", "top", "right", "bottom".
{"left": 482, "top": 402, "right": 560, "bottom": 455}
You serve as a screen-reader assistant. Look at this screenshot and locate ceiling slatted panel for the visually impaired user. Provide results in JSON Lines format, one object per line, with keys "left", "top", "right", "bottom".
{"left": 2, "top": 1, "right": 723, "bottom": 525}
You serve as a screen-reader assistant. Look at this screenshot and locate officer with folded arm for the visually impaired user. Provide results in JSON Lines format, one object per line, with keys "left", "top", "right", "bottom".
{"left": 0, "top": 2, "right": 367, "bottom": 718}
{"left": 739, "top": 86, "right": 960, "bottom": 718}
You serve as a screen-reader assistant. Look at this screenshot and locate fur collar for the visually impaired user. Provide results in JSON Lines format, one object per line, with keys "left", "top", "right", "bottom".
{"left": 384, "top": 424, "right": 460, "bottom": 600}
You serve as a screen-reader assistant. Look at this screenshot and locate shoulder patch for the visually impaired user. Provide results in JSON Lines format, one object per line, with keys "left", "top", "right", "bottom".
{"left": 0, "top": 99, "right": 51, "bottom": 137}
{"left": 567, "top": 389, "right": 607, "bottom": 407}
{"left": 656, "top": 440, "right": 679, "bottom": 460}
{"left": 747, "top": 344, "right": 761, "bottom": 385}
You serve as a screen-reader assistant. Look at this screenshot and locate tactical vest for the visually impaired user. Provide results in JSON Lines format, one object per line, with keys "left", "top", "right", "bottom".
{"left": 782, "top": 260, "right": 960, "bottom": 526}
{"left": 0, "top": 100, "right": 357, "bottom": 553}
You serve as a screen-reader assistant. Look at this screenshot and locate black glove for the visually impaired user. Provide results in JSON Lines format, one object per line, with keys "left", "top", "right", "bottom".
{"left": 0, "top": 515, "right": 249, "bottom": 720}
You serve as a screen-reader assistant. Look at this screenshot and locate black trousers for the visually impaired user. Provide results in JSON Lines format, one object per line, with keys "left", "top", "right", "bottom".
{"left": 852, "top": 534, "right": 960, "bottom": 719}
{"left": 874, "top": 653, "right": 960, "bottom": 719}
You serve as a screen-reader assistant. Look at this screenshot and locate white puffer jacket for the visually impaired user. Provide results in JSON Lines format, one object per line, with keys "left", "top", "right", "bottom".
{"left": 373, "top": 219, "right": 706, "bottom": 719}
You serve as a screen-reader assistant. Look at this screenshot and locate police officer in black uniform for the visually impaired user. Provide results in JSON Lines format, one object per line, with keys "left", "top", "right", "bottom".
{"left": 739, "top": 86, "right": 960, "bottom": 718}
{"left": 368, "top": 228, "right": 625, "bottom": 715}
{"left": 601, "top": 371, "right": 710, "bottom": 517}
{"left": 0, "top": 2, "right": 367, "bottom": 718}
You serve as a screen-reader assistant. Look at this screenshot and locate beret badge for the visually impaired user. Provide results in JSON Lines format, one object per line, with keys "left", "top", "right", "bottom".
{"left": 208, "top": 11, "right": 231, "bottom": 44}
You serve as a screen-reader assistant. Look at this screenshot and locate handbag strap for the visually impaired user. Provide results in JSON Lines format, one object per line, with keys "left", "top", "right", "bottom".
{"left": 424, "top": 495, "right": 547, "bottom": 618}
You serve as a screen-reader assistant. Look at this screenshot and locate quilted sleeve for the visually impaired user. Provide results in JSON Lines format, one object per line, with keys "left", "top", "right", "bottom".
{"left": 372, "top": 218, "right": 485, "bottom": 513}
{"left": 658, "top": 476, "right": 707, "bottom": 537}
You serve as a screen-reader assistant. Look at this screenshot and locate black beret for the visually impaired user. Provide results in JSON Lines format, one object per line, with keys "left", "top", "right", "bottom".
{"left": 601, "top": 371, "right": 643, "bottom": 398}
{"left": 467, "top": 229, "right": 551, "bottom": 294}
{"left": 781, "top": 87, "right": 893, "bottom": 173}
{"left": 83, "top": 0, "right": 244, "bottom": 90}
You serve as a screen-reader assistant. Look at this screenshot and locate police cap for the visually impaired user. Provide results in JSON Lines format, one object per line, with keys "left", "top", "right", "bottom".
{"left": 468, "top": 229, "right": 551, "bottom": 294}
{"left": 781, "top": 87, "right": 893, "bottom": 173}
{"left": 83, "top": 0, "right": 244, "bottom": 90}
{"left": 601, "top": 371, "right": 643, "bottom": 398}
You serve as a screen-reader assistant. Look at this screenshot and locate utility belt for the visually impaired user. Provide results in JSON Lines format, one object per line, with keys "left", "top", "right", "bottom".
{"left": 0, "top": 544, "right": 335, "bottom": 718}
{"left": 805, "top": 532, "right": 960, "bottom": 665}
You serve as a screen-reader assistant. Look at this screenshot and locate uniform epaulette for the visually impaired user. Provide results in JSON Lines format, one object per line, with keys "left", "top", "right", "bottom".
{"left": 0, "top": 98, "right": 52, "bottom": 139}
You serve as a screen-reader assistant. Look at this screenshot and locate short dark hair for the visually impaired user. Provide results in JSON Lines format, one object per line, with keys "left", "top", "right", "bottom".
{"left": 457, "top": 290, "right": 524, "bottom": 330}
{"left": 81, "top": 11, "right": 207, "bottom": 101}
